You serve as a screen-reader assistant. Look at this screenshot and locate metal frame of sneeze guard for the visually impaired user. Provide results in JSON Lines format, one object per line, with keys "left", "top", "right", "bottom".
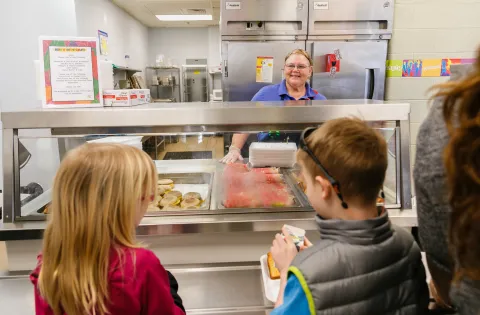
{"left": 0, "top": 100, "right": 415, "bottom": 240}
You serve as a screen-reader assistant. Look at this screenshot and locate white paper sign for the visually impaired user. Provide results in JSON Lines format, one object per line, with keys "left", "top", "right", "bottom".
{"left": 314, "top": 1, "right": 329, "bottom": 10}
{"left": 226, "top": 2, "right": 241, "bottom": 9}
{"left": 256, "top": 57, "right": 274, "bottom": 83}
{"left": 49, "top": 47, "right": 94, "bottom": 101}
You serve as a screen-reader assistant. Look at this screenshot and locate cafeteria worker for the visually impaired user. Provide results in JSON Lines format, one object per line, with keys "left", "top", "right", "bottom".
{"left": 221, "top": 49, "right": 326, "bottom": 164}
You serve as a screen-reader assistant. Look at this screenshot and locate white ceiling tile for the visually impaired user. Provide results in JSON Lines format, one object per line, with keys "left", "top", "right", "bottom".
{"left": 113, "top": 0, "right": 219, "bottom": 27}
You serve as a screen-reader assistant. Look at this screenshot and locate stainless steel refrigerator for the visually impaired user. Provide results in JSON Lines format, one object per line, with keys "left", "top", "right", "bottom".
{"left": 307, "top": 0, "right": 394, "bottom": 100}
{"left": 220, "top": 0, "right": 394, "bottom": 101}
{"left": 221, "top": 0, "right": 309, "bottom": 101}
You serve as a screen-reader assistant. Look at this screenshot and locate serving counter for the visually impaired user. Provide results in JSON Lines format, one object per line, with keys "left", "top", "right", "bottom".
{"left": 0, "top": 100, "right": 416, "bottom": 314}
{"left": 1, "top": 100, "right": 415, "bottom": 239}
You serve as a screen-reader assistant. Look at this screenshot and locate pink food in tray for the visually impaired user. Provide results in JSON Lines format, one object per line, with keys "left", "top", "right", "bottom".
{"left": 222, "top": 173, "right": 294, "bottom": 209}
{"left": 249, "top": 167, "right": 280, "bottom": 174}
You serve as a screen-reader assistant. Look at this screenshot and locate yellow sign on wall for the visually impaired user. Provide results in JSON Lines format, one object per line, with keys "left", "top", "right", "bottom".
{"left": 256, "top": 56, "right": 274, "bottom": 83}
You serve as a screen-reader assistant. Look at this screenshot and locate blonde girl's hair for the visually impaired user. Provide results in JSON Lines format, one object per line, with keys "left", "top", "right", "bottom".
{"left": 38, "top": 143, "right": 157, "bottom": 315}
{"left": 430, "top": 47, "right": 480, "bottom": 283}
{"left": 284, "top": 49, "right": 314, "bottom": 66}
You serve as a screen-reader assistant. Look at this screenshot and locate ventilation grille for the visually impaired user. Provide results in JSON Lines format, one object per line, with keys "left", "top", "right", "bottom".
{"left": 181, "top": 8, "right": 208, "bottom": 15}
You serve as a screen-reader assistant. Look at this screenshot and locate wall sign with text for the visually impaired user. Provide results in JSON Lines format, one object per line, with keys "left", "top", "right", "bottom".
{"left": 39, "top": 36, "right": 102, "bottom": 108}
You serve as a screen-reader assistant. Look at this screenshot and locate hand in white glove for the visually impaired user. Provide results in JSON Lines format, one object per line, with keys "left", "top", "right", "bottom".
{"left": 220, "top": 146, "right": 244, "bottom": 164}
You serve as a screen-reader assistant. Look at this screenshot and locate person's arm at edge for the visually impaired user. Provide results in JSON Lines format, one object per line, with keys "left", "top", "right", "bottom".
{"left": 271, "top": 273, "right": 311, "bottom": 315}
{"left": 166, "top": 270, "right": 185, "bottom": 313}
{"left": 231, "top": 134, "right": 249, "bottom": 151}
{"left": 275, "top": 270, "right": 289, "bottom": 307}
{"left": 230, "top": 87, "right": 267, "bottom": 151}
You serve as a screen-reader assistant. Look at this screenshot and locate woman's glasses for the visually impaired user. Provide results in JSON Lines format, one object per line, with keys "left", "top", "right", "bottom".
{"left": 299, "top": 127, "right": 349, "bottom": 209}
{"left": 285, "top": 64, "right": 310, "bottom": 70}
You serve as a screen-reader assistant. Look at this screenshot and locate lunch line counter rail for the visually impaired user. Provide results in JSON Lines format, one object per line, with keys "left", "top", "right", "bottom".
{"left": 0, "top": 208, "right": 418, "bottom": 241}
{"left": 0, "top": 159, "right": 417, "bottom": 241}
{"left": 1, "top": 100, "right": 410, "bottom": 129}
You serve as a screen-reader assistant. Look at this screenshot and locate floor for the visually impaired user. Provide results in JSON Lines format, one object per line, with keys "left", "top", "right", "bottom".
{"left": 0, "top": 242, "right": 7, "bottom": 274}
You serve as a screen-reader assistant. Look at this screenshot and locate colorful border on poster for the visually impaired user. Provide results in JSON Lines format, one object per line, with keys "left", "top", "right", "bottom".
{"left": 39, "top": 36, "right": 102, "bottom": 108}
{"left": 386, "top": 58, "right": 475, "bottom": 77}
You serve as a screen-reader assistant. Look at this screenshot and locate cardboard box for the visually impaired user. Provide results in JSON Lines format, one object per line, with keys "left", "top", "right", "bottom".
{"left": 137, "top": 89, "right": 151, "bottom": 104}
{"left": 103, "top": 89, "right": 150, "bottom": 107}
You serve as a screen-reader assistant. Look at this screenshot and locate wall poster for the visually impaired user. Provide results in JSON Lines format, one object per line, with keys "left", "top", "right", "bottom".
{"left": 39, "top": 36, "right": 102, "bottom": 108}
{"left": 386, "top": 57, "right": 475, "bottom": 78}
{"left": 256, "top": 56, "right": 274, "bottom": 83}
{"left": 98, "top": 30, "right": 108, "bottom": 56}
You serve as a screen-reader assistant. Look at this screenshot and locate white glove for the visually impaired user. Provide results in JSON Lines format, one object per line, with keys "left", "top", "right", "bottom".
{"left": 221, "top": 145, "right": 244, "bottom": 164}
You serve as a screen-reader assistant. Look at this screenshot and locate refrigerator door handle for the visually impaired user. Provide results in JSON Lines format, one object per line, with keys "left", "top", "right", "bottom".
{"left": 224, "top": 60, "right": 229, "bottom": 78}
{"left": 365, "top": 68, "right": 376, "bottom": 99}
{"left": 365, "top": 69, "right": 375, "bottom": 100}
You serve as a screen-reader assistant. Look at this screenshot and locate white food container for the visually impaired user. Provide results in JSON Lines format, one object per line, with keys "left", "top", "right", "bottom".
{"left": 249, "top": 142, "right": 297, "bottom": 168}
{"left": 260, "top": 254, "right": 280, "bottom": 303}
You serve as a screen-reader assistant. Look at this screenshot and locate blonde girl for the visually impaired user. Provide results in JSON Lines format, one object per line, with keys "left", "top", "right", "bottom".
{"left": 30, "top": 143, "right": 185, "bottom": 315}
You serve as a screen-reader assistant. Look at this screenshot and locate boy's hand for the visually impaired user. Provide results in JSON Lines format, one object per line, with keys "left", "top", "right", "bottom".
{"left": 299, "top": 236, "right": 313, "bottom": 251}
{"left": 271, "top": 227, "right": 298, "bottom": 275}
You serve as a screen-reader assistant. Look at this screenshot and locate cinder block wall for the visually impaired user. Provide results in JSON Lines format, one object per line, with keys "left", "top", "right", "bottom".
{"left": 386, "top": 0, "right": 480, "bottom": 194}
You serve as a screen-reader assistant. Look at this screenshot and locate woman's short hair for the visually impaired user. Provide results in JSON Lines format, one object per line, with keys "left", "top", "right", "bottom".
{"left": 284, "top": 49, "right": 314, "bottom": 66}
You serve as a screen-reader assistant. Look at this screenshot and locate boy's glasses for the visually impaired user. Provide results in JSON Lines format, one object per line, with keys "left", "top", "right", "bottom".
{"left": 299, "top": 127, "right": 349, "bottom": 209}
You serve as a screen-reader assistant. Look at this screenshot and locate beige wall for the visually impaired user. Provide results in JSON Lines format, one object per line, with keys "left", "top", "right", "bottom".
{"left": 386, "top": 0, "right": 480, "bottom": 192}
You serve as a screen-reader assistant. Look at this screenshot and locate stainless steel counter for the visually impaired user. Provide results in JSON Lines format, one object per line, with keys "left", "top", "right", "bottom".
{"left": 2, "top": 100, "right": 413, "bottom": 232}
{"left": 3, "top": 100, "right": 409, "bottom": 130}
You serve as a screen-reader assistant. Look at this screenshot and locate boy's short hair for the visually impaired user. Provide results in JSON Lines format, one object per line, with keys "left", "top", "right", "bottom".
{"left": 297, "top": 117, "right": 388, "bottom": 206}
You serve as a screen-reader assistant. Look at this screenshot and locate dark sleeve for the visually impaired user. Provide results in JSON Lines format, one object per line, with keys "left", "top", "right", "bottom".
{"left": 166, "top": 270, "right": 185, "bottom": 313}
{"left": 412, "top": 243, "right": 431, "bottom": 313}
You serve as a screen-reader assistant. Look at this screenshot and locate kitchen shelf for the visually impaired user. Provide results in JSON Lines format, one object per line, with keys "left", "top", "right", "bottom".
{"left": 146, "top": 66, "right": 180, "bottom": 70}
{"left": 113, "top": 66, "right": 142, "bottom": 73}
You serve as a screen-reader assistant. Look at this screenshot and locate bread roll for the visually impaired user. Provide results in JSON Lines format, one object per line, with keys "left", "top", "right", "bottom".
{"left": 267, "top": 252, "right": 280, "bottom": 280}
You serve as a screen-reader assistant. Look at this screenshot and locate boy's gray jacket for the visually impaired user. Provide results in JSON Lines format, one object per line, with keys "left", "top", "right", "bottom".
{"left": 290, "top": 213, "right": 429, "bottom": 315}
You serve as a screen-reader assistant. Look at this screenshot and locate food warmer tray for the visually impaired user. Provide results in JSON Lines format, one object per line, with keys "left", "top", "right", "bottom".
{"left": 217, "top": 168, "right": 310, "bottom": 210}
{"left": 147, "top": 172, "right": 214, "bottom": 214}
